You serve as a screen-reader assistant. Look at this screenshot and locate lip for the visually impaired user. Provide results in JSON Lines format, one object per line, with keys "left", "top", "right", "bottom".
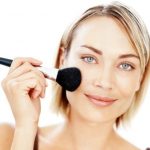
{"left": 85, "top": 94, "right": 117, "bottom": 107}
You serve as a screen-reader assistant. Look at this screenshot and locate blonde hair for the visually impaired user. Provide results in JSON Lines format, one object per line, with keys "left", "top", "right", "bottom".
{"left": 51, "top": 2, "right": 150, "bottom": 126}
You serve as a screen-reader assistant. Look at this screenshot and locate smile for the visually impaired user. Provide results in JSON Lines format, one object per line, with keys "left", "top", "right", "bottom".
{"left": 85, "top": 94, "right": 117, "bottom": 107}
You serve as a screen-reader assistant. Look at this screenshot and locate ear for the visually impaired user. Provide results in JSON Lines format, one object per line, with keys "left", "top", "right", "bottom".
{"left": 58, "top": 47, "right": 66, "bottom": 68}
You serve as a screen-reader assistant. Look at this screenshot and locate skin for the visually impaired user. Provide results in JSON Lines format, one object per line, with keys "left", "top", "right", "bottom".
{"left": 64, "top": 16, "right": 142, "bottom": 124}
{"left": 0, "top": 16, "right": 142, "bottom": 150}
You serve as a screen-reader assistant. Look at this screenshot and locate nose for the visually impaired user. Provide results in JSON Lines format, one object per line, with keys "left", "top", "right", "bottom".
{"left": 94, "top": 67, "right": 113, "bottom": 90}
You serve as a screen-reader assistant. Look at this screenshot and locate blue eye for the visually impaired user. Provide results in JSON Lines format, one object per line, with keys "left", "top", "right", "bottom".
{"left": 82, "top": 56, "right": 96, "bottom": 64}
{"left": 119, "top": 63, "right": 134, "bottom": 71}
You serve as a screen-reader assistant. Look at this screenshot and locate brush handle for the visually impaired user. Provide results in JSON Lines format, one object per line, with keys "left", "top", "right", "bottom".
{"left": 37, "top": 66, "right": 58, "bottom": 80}
{"left": 0, "top": 57, "right": 13, "bottom": 67}
{"left": 0, "top": 57, "right": 58, "bottom": 80}
{"left": 0, "top": 57, "right": 81, "bottom": 91}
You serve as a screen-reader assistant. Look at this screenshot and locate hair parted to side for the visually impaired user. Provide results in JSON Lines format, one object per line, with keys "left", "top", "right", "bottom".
{"left": 51, "top": 1, "right": 150, "bottom": 127}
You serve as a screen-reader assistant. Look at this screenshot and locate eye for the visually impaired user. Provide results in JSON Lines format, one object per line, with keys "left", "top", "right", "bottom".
{"left": 119, "top": 62, "right": 135, "bottom": 71}
{"left": 81, "top": 56, "right": 97, "bottom": 64}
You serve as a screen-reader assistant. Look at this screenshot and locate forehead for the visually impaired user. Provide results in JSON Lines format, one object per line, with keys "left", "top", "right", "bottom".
{"left": 71, "top": 16, "right": 137, "bottom": 55}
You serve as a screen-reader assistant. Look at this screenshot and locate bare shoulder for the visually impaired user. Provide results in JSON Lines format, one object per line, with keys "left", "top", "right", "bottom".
{"left": 0, "top": 123, "right": 15, "bottom": 150}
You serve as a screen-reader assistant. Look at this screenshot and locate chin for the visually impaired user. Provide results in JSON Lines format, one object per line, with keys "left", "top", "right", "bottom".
{"left": 67, "top": 92, "right": 121, "bottom": 124}
{"left": 70, "top": 104, "right": 117, "bottom": 124}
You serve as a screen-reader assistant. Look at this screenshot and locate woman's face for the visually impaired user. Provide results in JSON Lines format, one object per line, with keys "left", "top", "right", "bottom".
{"left": 63, "top": 16, "right": 142, "bottom": 123}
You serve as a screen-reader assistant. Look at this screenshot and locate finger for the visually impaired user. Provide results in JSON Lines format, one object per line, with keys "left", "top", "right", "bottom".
{"left": 30, "top": 81, "right": 44, "bottom": 99}
{"left": 8, "top": 62, "right": 47, "bottom": 86}
{"left": 27, "top": 82, "right": 46, "bottom": 99}
{"left": 40, "top": 86, "right": 46, "bottom": 98}
{"left": 19, "top": 78, "right": 44, "bottom": 99}
{"left": 15, "top": 70, "right": 47, "bottom": 87}
{"left": 8, "top": 62, "right": 33, "bottom": 79}
{"left": 9, "top": 57, "right": 42, "bottom": 74}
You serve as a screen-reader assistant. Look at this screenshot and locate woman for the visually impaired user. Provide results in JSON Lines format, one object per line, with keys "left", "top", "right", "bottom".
{"left": 0, "top": 1, "right": 149, "bottom": 150}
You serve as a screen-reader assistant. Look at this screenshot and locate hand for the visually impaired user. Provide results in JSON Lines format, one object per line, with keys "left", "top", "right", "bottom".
{"left": 1, "top": 57, "right": 48, "bottom": 127}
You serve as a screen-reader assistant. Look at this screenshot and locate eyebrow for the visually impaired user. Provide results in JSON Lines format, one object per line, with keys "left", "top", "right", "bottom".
{"left": 81, "top": 45, "right": 102, "bottom": 55}
{"left": 80, "top": 45, "right": 140, "bottom": 60}
{"left": 118, "top": 54, "right": 140, "bottom": 59}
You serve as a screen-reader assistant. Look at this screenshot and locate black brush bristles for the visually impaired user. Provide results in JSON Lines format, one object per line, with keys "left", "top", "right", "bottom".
{"left": 56, "top": 67, "right": 81, "bottom": 91}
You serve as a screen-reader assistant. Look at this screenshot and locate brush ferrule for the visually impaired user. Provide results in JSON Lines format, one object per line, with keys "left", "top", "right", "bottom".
{"left": 37, "top": 67, "right": 58, "bottom": 80}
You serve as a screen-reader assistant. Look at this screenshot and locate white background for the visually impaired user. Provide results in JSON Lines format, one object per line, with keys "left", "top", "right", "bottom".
{"left": 0, "top": 0, "right": 150, "bottom": 149}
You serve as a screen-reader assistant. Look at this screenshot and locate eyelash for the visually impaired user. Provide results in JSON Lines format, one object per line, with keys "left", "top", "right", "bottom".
{"left": 81, "top": 56, "right": 97, "bottom": 64}
{"left": 118, "top": 62, "right": 135, "bottom": 71}
{"left": 80, "top": 56, "right": 135, "bottom": 71}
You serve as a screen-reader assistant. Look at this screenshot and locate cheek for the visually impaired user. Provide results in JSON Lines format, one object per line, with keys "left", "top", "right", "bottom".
{"left": 116, "top": 73, "right": 141, "bottom": 100}
{"left": 113, "top": 72, "right": 141, "bottom": 115}
{"left": 80, "top": 65, "right": 98, "bottom": 84}
{"left": 66, "top": 90, "right": 86, "bottom": 117}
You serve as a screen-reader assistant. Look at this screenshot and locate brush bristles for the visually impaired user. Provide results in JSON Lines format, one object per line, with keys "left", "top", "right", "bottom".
{"left": 56, "top": 67, "right": 81, "bottom": 91}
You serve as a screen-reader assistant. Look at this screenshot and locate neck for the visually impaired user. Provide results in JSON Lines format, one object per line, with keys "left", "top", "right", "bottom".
{"left": 64, "top": 110, "right": 118, "bottom": 150}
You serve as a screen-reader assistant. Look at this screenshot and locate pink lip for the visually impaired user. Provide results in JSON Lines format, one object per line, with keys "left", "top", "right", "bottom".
{"left": 85, "top": 94, "right": 117, "bottom": 107}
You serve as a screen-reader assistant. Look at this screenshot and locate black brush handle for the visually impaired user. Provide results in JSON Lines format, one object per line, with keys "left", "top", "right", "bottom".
{"left": 0, "top": 57, "right": 13, "bottom": 67}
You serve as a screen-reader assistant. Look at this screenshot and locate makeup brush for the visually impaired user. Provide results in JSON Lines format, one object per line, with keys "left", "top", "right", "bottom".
{"left": 0, "top": 57, "right": 81, "bottom": 91}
